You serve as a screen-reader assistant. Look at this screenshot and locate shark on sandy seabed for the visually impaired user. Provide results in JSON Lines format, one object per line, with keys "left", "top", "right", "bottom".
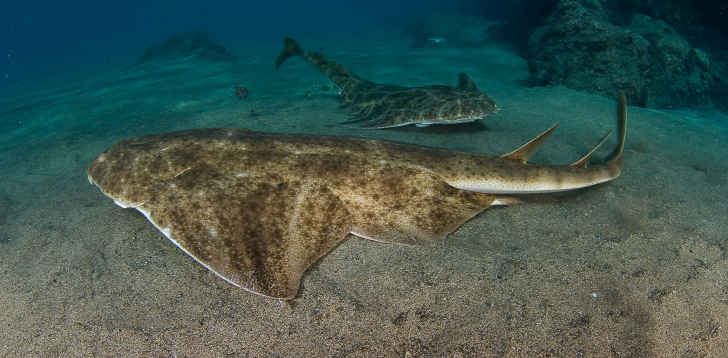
{"left": 275, "top": 37, "right": 498, "bottom": 129}
{"left": 87, "top": 92, "right": 627, "bottom": 300}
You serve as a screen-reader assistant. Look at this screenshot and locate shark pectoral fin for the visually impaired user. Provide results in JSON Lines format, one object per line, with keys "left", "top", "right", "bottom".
{"left": 457, "top": 72, "right": 480, "bottom": 92}
{"left": 143, "top": 174, "right": 352, "bottom": 299}
{"left": 338, "top": 111, "right": 405, "bottom": 129}
{"left": 275, "top": 37, "right": 303, "bottom": 69}
{"left": 501, "top": 123, "right": 560, "bottom": 163}
{"left": 570, "top": 129, "right": 613, "bottom": 168}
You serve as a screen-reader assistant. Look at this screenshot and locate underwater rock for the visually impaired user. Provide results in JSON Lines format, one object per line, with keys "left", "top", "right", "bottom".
{"left": 524, "top": 0, "right": 726, "bottom": 111}
{"left": 401, "top": 12, "right": 496, "bottom": 48}
{"left": 484, "top": 0, "right": 559, "bottom": 46}
{"left": 137, "top": 30, "right": 237, "bottom": 64}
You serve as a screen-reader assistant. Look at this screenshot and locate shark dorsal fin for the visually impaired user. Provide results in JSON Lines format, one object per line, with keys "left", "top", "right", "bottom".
{"left": 570, "top": 129, "right": 613, "bottom": 168}
{"left": 501, "top": 123, "right": 559, "bottom": 163}
{"left": 457, "top": 72, "right": 480, "bottom": 92}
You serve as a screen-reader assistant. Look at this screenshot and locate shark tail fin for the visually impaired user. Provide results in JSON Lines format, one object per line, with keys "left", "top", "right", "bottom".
{"left": 275, "top": 37, "right": 354, "bottom": 86}
{"left": 570, "top": 90, "right": 627, "bottom": 168}
{"left": 604, "top": 90, "right": 627, "bottom": 163}
{"left": 275, "top": 37, "right": 303, "bottom": 69}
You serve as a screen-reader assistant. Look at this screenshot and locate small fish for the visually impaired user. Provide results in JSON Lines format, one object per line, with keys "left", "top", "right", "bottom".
{"left": 428, "top": 37, "right": 446, "bottom": 43}
{"left": 86, "top": 92, "right": 627, "bottom": 299}
{"left": 275, "top": 37, "right": 497, "bottom": 129}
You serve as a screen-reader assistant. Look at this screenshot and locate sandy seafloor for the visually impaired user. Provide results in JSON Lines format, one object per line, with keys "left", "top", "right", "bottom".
{"left": 1, "top": 36, "right": 727, "bottom": 357}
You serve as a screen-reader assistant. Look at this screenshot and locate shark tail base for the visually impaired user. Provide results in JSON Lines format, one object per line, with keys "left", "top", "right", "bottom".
{"left": 275, "top": 37, "right": 302, "bottom": 69}
{"left": 604, "top": 90, "right": 627, "bottom": 163}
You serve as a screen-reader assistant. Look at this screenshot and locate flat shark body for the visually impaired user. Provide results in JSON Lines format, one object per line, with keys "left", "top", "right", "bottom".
{"left": 275, "top": 37, "right": 497, "bottom": 129}
{"left": 87, "top": 92, "right": 627, "bottom": 299}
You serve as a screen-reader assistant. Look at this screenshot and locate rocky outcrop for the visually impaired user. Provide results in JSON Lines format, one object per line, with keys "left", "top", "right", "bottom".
{"left": 524, "top": 0, "right": 726, "bottom": 111}
{"left": 137, "top": 31, "right": 236, "bottom": 64}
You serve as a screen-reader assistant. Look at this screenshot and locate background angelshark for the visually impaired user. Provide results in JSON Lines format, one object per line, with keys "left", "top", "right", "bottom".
{"left": 275, "top": 37, "right": 498, "bottom": 129}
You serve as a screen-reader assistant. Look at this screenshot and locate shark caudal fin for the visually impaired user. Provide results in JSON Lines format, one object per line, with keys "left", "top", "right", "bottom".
{"left": 570, "top": 90, "right": 627, "bottom": 168}
{"left": 275, "top": 37, "right": 303, "bottom": 69}
{"left": 275, "top": 37, "right": 352, "bottom": 81}
{"left": 604, "top": 90, "right": 627, "bottom": 163}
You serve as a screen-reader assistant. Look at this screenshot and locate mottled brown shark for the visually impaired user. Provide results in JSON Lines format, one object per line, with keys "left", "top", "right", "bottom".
{"left": 86, "top": 92, "right": 626, "bottom": 299}
{"left": 275, "top": 37, "right": 497, "bottom": 129}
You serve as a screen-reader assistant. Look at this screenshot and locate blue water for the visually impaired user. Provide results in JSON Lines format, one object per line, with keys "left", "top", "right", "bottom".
{"left": 1, "top": 0, "right": 462, "bottom": 90}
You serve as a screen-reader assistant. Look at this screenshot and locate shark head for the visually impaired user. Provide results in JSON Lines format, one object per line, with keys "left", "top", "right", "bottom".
{"left": 418, "top": 72, "right": 496, "bottom": 125}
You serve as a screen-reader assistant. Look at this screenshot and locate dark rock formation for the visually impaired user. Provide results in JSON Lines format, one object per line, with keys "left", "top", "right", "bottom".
{"left": 137, "top": 31, "right": 237, "bottom": 64}
{"left": 451, "top": 0, "right": 728, "bottom": 112}
{"left": 401, "top": 12, "right": 496, "bottom": 48}
{"left": 524, "top": 0, "right": 726, "bottom": 111}
{"left": 466, "top": 0, "right": 559, "bottom": 47}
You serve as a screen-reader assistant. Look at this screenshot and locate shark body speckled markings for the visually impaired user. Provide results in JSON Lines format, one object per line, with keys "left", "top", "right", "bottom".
{"left": 275, "top": 37, "right": 497, "bottom": 129}
{"left": 87, "top": 92, "right": 627, "bottom": 299}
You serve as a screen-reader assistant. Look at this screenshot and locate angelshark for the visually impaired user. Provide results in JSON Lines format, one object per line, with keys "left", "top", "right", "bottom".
{"left": 86, "top": 92, "right": 626, "bottom": 299}
{"left": 275, "top": 37, "right": 497, "bottom": 129}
